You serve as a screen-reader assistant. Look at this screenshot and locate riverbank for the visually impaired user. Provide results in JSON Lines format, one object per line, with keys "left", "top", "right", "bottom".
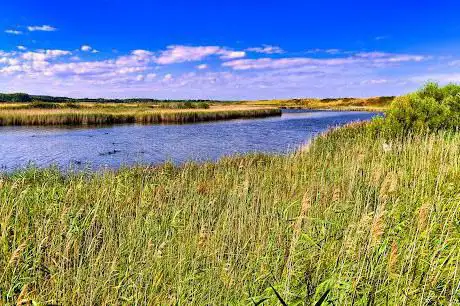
{"left": 239, "top": 96, "right": 394, "bottom": 111}
{"left": 0, "top": 104, "right": 281, "bottom": 126}
{"left": 1, "top": 122, "right": 458, "bottom": 305}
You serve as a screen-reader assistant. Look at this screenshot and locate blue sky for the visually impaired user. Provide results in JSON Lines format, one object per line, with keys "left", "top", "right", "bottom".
{"left": 1, "top": 0, "right": 460, "bottom": 99}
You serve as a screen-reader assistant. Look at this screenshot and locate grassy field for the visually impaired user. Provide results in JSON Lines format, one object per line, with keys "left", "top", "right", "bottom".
{"left": 240, "top": 96, "right": 394, "bottom": 111}
{"left": 0, "top": 95, "right": 393, "bottom": 127}
{"left": 1, "top": 122, "right": 459, "bottom": 305}
{"left": 0, "top": 103, "right": 280, "bottom": 126}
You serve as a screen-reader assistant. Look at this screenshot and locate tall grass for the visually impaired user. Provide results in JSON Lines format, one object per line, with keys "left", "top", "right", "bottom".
{"left": 1, "top": 123, "right": 459, "bottom": 304}
{"left": 0, "top": 108, "right": 281, "bottom": 126}
{"left": 241, "top": 96, "right": 394, "bottom": 111}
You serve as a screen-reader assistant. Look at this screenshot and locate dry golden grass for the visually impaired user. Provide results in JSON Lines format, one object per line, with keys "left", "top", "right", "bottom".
{"left": 240, "top": 96, "right": 394, "bottom": 111}
{"left": 0, "top": 104, "right": 281, "bottom": 126}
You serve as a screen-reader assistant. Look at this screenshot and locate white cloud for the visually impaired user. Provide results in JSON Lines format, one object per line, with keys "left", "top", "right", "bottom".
{"left": 360, "top": 79, "right": 389, "bottom": 85}
{"left": 115, "top": 50, "right": 154, "bottom": 68}
{"left": 45, "top": 50, "right": 71, "bottom": 57}
{"left": 219, "top": 50, "right": 246, "bottom": 60}
{"left": 355, "top": 52, "right": 427, "bottom": 63}
{"left": 81, "top": 45, "right": 99, "bottom": 53}
{"left": 324, "top": 49, "right": 340, "bottom": 55}
{"left": 223, "top": 52, "right": 428, "bottom": 71}
{"left": 355, "top": 52, "right": 388, "bottom": 59}
{"left": 17, "top": 46, "right": 27, "bottom": 51}
{"left": 156, "top": 45, "right": 221, "bottom": 64}
{"left": 27, "top": 25, "right": 57, "bottom": 32}
{"left": 21, "top": 49, "right": 71, "bottom": 61}
{"left": 197, "top": 64, "right": 208, "bottom": 70}
{"left": 5, "top": 29, "right": 22, "bottom": 35}
{"left": 247, "top": 45, "right": 284, "bottom": 54}
{"left": 0, "top": 45, "right": 439, "bottom": 99}
{"left": 222, "top": 57, "right": 352, "bottom": 70}
{"left": 306, "top": 48, "right": 342, "bottom": 54}
{"left": 81, "top": 45, "right": 92, "bottom": 52}
{"left": 155, "top": 45, "right": 245, "bottom": 64}
{"left": 131, "top": 49, "right": 154, "bottom": 57}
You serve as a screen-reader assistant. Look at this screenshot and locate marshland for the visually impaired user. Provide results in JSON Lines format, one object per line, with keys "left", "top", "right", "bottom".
{"left": 0, "top": 101, "right": 281, "bottom": 126}
{"left": 1, "top": 83, "right": 460, "bottom": 305}
{"left": 0, "top": 94, "right": 393, "bottom": 127}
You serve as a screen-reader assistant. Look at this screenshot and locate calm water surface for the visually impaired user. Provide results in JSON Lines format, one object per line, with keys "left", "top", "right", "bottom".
{"left": 0, "top": 110, "right": 379, "bottom": 170}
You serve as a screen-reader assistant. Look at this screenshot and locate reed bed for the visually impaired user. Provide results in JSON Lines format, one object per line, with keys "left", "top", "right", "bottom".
{"left": 241, "top": 96, "right": 393, "bottom": 111}
{"left": 1, "top": 123, "right": 459, "bottom": 304}
{"left": 0, "top": 107, "right": 281, "bottom": 126}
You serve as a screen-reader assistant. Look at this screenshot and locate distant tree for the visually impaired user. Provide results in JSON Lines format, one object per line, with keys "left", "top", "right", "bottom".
{"left": 0, "top": 93, "right": 32, "bottom": 102}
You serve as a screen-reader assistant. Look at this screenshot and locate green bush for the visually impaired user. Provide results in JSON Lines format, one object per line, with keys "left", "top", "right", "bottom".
{"left": 183, "top": 101, "right": 193, "bottom": 109}
{"left": 195, "top": 102, "right": 210, "bottom": 109}
{"left": 374, "top": 82, "right": 460, "bottom": 133}
{"left": 64, "top": 102, "right": 81, "bottom": 109}
{"left": 29, "top": 102, "right": 61, "bottom": 109}
{"left": 157, "top": 102, "right": 210, "bottom": 109}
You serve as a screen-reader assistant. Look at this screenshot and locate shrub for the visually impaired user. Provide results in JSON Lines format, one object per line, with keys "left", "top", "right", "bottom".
{"left": 375, "top": 82, "right": 460, "bottom": 133}
{"left": 183, "top": 101, "right": 193, "bottom": 109}
{"left": 64, "top": 102, "right": 81, "bottom": 108}
{"left": 196, "top": 102, "right": 210, "bottom": 109}
{"left": 156, "top": 102, "right": 210, "bottom": 109}
{"left": 29, "top": 102, "right": 61, "bottom": 109}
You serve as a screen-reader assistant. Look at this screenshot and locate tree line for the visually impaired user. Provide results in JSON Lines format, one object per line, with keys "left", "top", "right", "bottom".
{"left": 0, "top": 93, "right": 225, "bottom": 103}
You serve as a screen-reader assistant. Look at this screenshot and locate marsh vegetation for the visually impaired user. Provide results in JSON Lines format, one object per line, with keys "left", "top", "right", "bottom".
{"left": 240, "top": 96, "right": 394, "bottom": 111}
{"left": 1, "top": 83, "right": 459, "bottom": 304}
{"left": 0, "top": 103, "right": 280, "bottom": 126}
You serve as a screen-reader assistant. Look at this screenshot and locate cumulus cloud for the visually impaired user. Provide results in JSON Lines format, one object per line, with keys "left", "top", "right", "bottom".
{"left": 0, "top": 45, "right": 440, "bottom": 99}
{"left": 131, "top": 49, "right": 154, "bottom": 57}
{"left": 155, "top": 45, "right": 245, "bottom": 64}
{"left": 27, "top": 25, "right": 57, "bottom": 32}
{"left": 0, "top": 47, "right": 158, "bottom": 83}
{"left": 5, "top": 29, "right": 22, "bottom": 35}
{"left": 156, "top": 45, "right": 220, "bottom": 64}
{"left": 246, "top": 45, "right": 284, "bottom": 54}
{"left": 219, "top": 51, "right": 246, "bottom": 60}
{"left": 17, "top": 46, "right": 27, "bottom": 51}
{"left": 81, "top": 45, "right": 92, "bottom": 52}
{"left": 80, "top": 45, "right": 99, "bottom": 53}
{"left": 20, "top": 49, "right": 71, "bottom": 62}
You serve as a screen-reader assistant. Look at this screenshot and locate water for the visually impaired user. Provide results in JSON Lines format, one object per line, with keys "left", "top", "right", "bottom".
{"left": 0, "top": 110, "right": 379, "bottom": 170}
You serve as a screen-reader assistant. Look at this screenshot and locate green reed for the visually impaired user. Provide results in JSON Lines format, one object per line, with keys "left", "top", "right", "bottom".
{"left": 1, "top": 123, "right": 459, "bottom": 304}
